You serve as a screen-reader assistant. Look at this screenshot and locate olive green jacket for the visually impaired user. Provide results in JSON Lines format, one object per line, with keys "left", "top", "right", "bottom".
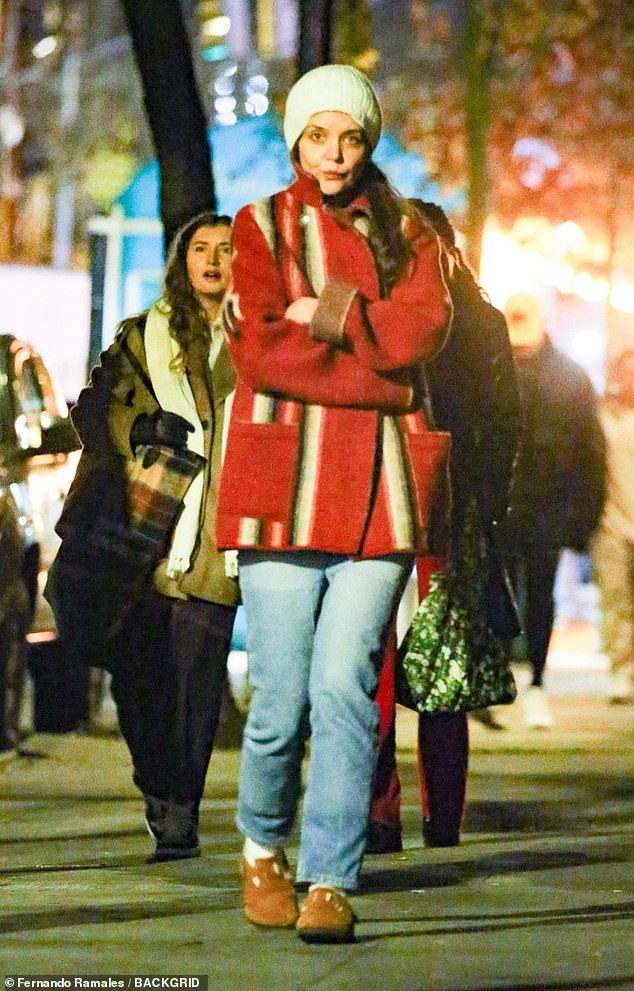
{"left": 74, "top": 312, "right": 239, "bottom": 607}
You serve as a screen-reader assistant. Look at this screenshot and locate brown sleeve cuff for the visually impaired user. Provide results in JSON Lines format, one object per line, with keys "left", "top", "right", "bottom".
{"left": 309, "top": 280, "right": 358, "bottom": 346}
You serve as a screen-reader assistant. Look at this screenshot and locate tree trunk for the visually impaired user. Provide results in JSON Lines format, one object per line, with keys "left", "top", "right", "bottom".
{"left": 52, "top": 16, "right": 81, "bottom": 270}
{"left": 298, "top": 0, "right": 334, "bottom": 76}
{"left": 462, "top": 0, "right": 491, "bottom": 276}
{"left": 119, "top": 0, "right": 215, "bottom": 251}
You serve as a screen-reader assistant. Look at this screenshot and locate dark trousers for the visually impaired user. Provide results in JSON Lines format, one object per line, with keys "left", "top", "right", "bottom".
{"left": 508, "top": 541, "right": 560, "bottom": 687}
{"left": 371, "top": 558, "right": 469, "bottom": 842}
{"left": 109, "top": 589, "right": 235, "bottom": 808}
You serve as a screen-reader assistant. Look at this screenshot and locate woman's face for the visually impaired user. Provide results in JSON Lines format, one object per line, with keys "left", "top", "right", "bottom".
{"left": 185, "top": 224, "right": 232, "bottom": 304}
{"left": 297, "top": 111, "right": 368, "bottom": 196}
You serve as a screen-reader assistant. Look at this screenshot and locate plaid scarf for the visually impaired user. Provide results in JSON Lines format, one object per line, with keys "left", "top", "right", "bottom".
{"left": 145, "top": 303, "right": 206, "bottom": 578}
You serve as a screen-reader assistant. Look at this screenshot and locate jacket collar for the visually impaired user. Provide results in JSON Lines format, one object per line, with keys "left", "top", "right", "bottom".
{"left": 288, "top": 170, "right": 372, "bottom": 218}
{"left": 288, "top": 172, "right": 323, "bottom": 207}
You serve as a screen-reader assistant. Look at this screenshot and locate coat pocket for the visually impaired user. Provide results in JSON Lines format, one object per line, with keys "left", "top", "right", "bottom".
{"left": 220, "top": 420, "right": 298, "bottom": 521}
{"left": 405, "top": 429, "right": 452, "bottom": 536}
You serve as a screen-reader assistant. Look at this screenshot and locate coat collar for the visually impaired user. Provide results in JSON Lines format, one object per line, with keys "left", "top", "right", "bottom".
{"left": 288, "top": 170, "right": 372, "bottom": 218}
{"left": 288, "top": 172, "right": 323, "bottom": 207}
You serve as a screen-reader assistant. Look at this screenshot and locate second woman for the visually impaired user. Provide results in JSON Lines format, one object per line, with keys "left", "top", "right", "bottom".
{"left": 67, "top": 212, "right": 239, "bottom": 861}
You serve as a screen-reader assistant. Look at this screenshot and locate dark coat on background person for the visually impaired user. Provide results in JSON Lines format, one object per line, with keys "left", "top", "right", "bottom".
{"left": 414, "top": 202, "right": 523, "bottom": 636}
{"left": 510, "top": 337, "right": 606, "bottom": 552}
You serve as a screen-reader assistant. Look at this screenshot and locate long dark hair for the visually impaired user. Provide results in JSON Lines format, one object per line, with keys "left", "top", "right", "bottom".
{"left": 163, "top": 211, "right": 232, "bottom": 366}
{"left": 361, "top": 161, "right": 413, "bottom": 296}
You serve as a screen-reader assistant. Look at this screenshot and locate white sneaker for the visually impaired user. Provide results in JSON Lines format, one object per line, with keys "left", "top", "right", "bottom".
{"left": 608, "top": 669, "right": 634, "bottom": 704}
{"left": 521, "top": 686, "right": 554, "bottom": 729}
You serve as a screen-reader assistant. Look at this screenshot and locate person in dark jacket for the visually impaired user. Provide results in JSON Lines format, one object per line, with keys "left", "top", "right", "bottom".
{"left": 504, "top": 291, "right": 606, "bottom": 728}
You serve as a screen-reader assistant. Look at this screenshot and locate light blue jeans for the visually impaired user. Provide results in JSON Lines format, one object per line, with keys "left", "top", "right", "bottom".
{"left": 237, "top": 550, "right": 413, "bottom": 891}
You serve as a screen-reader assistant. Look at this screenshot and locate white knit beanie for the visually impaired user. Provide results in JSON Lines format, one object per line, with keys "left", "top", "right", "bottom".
{"left": 283, "top": 64, "right": 382, "bottom": 152}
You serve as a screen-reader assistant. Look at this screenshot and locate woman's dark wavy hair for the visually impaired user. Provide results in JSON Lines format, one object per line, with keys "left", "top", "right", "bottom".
{"left": 163, "top": 210, "right": 232, "bottom": 367}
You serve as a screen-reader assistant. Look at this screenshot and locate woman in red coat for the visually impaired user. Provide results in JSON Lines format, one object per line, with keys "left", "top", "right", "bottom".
{"left": 216, "top": 64, "right": 452, "bottom": 943}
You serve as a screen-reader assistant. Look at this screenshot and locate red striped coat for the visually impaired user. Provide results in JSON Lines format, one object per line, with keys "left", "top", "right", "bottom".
{"left": 217, "top": 173, "right": 453, "bottom": 557}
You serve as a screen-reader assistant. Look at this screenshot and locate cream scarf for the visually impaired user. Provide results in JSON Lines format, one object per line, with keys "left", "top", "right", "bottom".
{"left": 145, "top": 303, "right": 208, "bottom": 578}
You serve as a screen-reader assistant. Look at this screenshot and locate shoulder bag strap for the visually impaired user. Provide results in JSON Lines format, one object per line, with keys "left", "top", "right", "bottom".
{"left": 420, "top": 367, "right": 438, "bottom": 431}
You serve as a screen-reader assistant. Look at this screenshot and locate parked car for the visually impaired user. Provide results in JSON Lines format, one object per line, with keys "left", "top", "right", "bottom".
{"left": 0, "top": 334, "right": 81, "bottom": 741}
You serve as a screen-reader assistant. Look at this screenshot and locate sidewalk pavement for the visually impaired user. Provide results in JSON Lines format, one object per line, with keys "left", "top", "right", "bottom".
{"left": 0, "top": 621, "right": 632, "bottom": 991}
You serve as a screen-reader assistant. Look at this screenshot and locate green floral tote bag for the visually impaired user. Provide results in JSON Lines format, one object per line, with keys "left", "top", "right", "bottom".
{"left": 396, "top": 501, "right": 517, "bottom": 713}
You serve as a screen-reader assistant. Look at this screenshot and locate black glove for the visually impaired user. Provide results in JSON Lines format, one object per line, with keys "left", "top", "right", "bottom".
{"left": 130, "top": 410, "right": 194, "bottom": 454}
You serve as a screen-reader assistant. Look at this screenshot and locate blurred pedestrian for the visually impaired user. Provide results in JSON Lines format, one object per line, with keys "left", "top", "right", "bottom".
{"left": 67, "top": 212, "right": 239, "bottom": 860}
{"left": 504, "top": 292, "right": 606, "bottom": 728}
{"left": 592, "top": 348, "right": 634, "bottom": 703}
{"left": 216, "top": 64, "right": 452, "bottom": 942}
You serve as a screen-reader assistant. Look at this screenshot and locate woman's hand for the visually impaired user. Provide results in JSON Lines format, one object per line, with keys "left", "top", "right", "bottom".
{"left": 285, "top": 297, "right": 319, "bottom": 323}
{"left": 130, "top": 410, "right": 194, "bottom": 454}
